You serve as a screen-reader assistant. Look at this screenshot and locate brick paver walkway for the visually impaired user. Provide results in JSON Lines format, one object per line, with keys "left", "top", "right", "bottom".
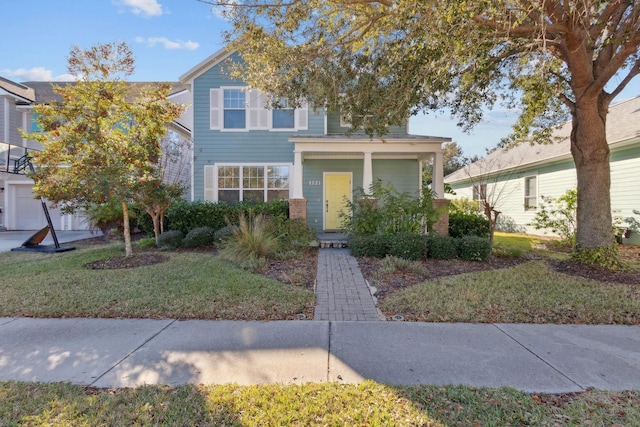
{"left": 314, "top": 248, "right": 384, "bottom": 321}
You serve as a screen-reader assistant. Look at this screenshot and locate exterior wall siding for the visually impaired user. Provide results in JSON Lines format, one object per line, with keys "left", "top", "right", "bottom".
{"left": 326, "top": 111, "right": 407, "bottom": 134}
{"left": 611, "top": 146, "right": 640, "bottom": 244}
{"left": 448, "top": 147, "right": 640, "bottom": 244}
{"left": 191, "top": 53, "right": 325, "bottom": 202}
{"left": 303, "top": 158, "right": 419, "bottom": 231}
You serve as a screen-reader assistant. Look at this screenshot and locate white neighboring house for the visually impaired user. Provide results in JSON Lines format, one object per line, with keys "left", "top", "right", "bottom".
{"left": 446, "top": 95, "right": 640, "bottom": 245}
{"left": 0, "top": 77, "right": 192, "bottom": 231}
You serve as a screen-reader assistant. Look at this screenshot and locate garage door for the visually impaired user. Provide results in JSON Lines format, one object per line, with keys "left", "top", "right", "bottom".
{"left": 14, "top": 185, "right": 62, "bottom": 230}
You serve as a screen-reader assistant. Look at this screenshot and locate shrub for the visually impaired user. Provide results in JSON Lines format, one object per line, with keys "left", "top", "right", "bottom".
{"left": 528, "top": 188, "right": 577, "bottom": 246}
{"left": 449, "top": 211, "right": 490, "bottom": 238}
{"left": 219, "top": 213, "right": 279, "bottom": 268}
{"left": 457, "top": 235, "right": 492, "bottom": 261}
{"left": 213, "top": 225, "right": 237, "bottom": 245}
{"left": 135, "top": 237, "right": 157, "bottom": 249}
{"left": 166, "top": 199, "right": 290, "bottom": 235}
{"left": 271, "top": 217, "right": 316, "bottom": 252}
{"left": 157, "top": 230, "right": 184, "bottom": 250}
{"left": 427, "top": 234, "right": 458, "bottom": 259}
{"left": 571, "top": 245, "right": 629, "bottom": 271}
{"left": 342, "top": 181, "right": 439, "bottom": 235}
{"left": 449, "top": 198, "right": 481, "bottom": 215}
{"left": 182, "top": 226, "right": 216, "bottom": 248}
{"left": 377, "top": 255, "right": 428, "bottom": 276}
{"left": 387, "top": 233, "right": 427, "bottom": 261}
{"left": 349, "top": 234, "right": 388, "bottom": 258}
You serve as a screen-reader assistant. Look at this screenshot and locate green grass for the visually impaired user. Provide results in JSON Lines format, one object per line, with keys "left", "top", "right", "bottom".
{"left": 381, "top": 260, "right": 640, "bottom": 324}
{"left": 0, "top": 243, "right": 314, "bottom": 320}
{"left": 1, "top": 381, "right": 638, "bottom": 426}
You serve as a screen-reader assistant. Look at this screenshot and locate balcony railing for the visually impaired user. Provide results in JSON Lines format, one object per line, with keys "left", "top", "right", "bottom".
{"left": 0, "top": 142, "right": 38, "bottom": 174}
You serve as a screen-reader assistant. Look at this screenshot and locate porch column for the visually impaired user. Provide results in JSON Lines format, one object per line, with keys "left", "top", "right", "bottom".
{"left": 289, "top": 150, "right": 307, "bottom": 220}
{"left": 292, "top": 150, "right": 303, "bottom": 198}
{"left": 362, "top": 151, "right": 373, "bottom": 192}
{"left": 432, "top": 151, "right": 444, "bottom": 198}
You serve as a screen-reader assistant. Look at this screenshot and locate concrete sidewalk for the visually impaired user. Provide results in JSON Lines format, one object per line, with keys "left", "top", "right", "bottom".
{"left": 1, "top": 317, "right": 639, "bottom": 393}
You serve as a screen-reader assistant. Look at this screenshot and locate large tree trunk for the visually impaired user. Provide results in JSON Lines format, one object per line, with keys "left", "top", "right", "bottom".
{"left": 570, "top": 95, "right": 614, "bottom": 250}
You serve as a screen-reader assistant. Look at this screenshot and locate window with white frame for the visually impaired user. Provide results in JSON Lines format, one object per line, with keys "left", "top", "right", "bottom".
{"left": 223, "top": 89, "right": 246, "bottom": 129}
{"left": 216, "top": 165, "right": 290, "bottom": 203}
{"left": 524, "top": 176, "right": 537, "bottom": 211}
{"left": 472, "top": 183, "right": 487, "bottom": 201}
{"left": 272, "top": 99, "right": 295, "bottom": 129}
{"left": 210, "top": 88, "right": 307, "bottom": 131}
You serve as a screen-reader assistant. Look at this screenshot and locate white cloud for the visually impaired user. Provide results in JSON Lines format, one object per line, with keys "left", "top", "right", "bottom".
{"left": 114, "top": 0, "right": 163, "bottom": 17}
{"left": 135, "top": 36, "right": 199, "bottom": 50}
{"left": 0, "top": 67, "right": 77, "bottom": 82}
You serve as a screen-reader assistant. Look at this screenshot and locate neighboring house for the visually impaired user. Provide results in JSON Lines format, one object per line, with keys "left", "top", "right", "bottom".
{"left": 0, "top": 77, "right": 192, "bottom": 231}
{"left": 179, "top": 47, "right": 451, "bottom": 233}
{"left": 446, "top": 95, "right": 640, "bottom": 245}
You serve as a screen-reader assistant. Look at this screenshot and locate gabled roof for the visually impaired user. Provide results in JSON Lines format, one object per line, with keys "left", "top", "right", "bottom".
{"left": 446, "top": 95, "right": 640, "bottom": 183}
{"left": 179, "top": 46, "right": 235, "bottom": 87}
{"left": 0, "top": 76, "right": 35, "bottom": 102}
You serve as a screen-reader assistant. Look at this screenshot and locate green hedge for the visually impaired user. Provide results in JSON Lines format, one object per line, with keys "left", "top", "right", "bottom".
{"left": 157, "top": 230, "right": 184, "bottom": 250}
{"left": 387, "top": 233, "right": 427, "bottom": 261}
{"left": 349, "top": 234, "right": 388, "bottom": 258}
{"left": 164, "top": 199, "right": 289, "bottom": 235}
{"left": 427, "top": 234, "right": 458, "bottom": 259}
{"left": 449, "top": 212, "right": 490, "bottom": 238}
{"left": 457, "top": 235, "right": 492, "bottom": 261}
{"left": 182, "top": 226, "right": 216, "bottom": 248}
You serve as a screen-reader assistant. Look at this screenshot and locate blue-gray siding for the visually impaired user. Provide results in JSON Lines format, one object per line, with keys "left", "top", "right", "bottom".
{"left": 192, "top": 53, "right": 325, "bottom": 201}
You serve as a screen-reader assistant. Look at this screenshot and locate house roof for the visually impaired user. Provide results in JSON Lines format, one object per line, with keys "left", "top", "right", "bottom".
{"left": 21, "top": 81, "right": 188, "bottom": 104}
{"left": 0, "top": 76, "right": 35, "bottom": 102}
{"left": 179, "top": 46, "right": 235, "bottom": 86}
{"left": 446, "top": 95, "right": 640, "bottom": 183}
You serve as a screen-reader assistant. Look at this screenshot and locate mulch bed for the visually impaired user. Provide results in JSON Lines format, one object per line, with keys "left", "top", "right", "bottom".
{"left": 81, "top": 236, "right": 639, "bottom": 301}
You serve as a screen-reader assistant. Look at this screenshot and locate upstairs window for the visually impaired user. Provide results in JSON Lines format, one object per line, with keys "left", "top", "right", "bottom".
{"left": 524, "top": 176, "right": 537, "bottom": 211}
{"left": 223, "top": 89, "right": 246, "bottom": 129}
{"left": 210, "top": 88, "right": 307, "bottom": 131}
{"left": 272, "top": 99, "right": 295, "bottom": 129}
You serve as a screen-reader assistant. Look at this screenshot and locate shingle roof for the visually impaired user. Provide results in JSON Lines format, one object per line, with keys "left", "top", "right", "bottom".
{"left": 21, "top": 81, "right": 188, "bottom": 104}
{"left": 446, "top": 95, "right": 640, "bottom": 183}
{"left": 0, "top": 76, "right": 35, "bottom": 102}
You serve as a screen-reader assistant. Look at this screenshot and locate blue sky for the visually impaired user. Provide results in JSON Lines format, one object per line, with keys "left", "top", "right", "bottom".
{"left": 2, "top": 0, "right": 639, "bottom": 157}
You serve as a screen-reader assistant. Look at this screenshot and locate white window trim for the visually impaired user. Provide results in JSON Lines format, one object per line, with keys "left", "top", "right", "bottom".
{"left": 523, "top": 174, "right": 538, "bottom": 212}
{"left": 220, "top": 86, "right": 249, "bottom": 132}
{"left": 211, "top": 86, "right": 308, "bottom": 132}
{"left": 207, "top": 163, "right": 293, "bottom": 202}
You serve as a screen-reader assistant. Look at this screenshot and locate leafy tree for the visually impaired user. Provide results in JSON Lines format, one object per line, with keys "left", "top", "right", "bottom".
{"left": 135, "top": 129, "right": 192, "bottom": 243}
{"left": 25, "top": 42, "right": 185, "bottom": 256}
{"left": 206, "top": 0, "right": 640, "bottom": 261}
{"left": 423, "top": 141, "right": 479, "bottom": 188}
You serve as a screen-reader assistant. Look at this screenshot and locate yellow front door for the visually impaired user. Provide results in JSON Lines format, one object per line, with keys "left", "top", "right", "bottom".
{"left": 325, "top": 173, "right": 351, "bottom": 230}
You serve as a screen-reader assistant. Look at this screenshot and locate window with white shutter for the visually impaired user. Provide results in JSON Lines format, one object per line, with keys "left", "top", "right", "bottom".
{"left": 209, "top": 89, "right": 220, "bottom": 130}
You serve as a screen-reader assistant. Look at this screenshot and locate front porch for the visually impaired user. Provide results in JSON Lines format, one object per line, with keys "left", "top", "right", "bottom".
{"left": 287, "top": 134, "right": 451, "bottom": 235}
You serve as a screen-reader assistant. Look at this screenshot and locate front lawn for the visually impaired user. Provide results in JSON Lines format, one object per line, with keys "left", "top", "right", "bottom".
{"left": 1, "top": 381, "right": 638, "bottom": 426}
{"left": 0, "top": 243, "right": 315, "bottom": 320}
{"left": 380, "top": 260, "right": 640, "bottom": 324}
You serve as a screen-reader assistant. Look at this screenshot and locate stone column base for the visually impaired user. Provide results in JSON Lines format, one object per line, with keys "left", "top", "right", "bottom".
{"left": 288, "top": 198, "right": 308, "bottom": 220}
{"left": 432, "top": 199, "right": 450, "bottom": 236}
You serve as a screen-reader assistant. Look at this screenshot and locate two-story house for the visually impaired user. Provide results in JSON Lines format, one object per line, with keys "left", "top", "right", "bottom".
{"left": 179, "top": 47, "right": 451, "bottom": 233}
{"left": 0, "top": 76, "right": 192, "bottom": 231}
